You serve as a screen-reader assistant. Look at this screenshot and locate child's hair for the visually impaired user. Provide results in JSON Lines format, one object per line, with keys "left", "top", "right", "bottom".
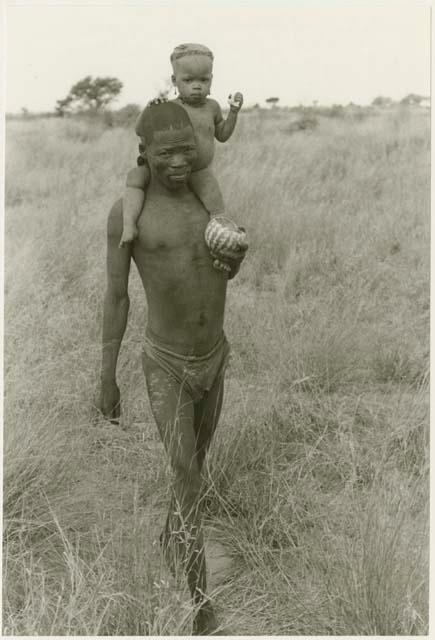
{"left": 170, "top": 43, "right": 213, "bottom": 66}
{"left": 134, "top": 53, "right": 204, "bottom": 165}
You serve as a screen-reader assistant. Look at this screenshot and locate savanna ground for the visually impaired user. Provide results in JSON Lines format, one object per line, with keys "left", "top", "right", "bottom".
{"left": 3, "top": 106, "right": 429, "bottom": 635}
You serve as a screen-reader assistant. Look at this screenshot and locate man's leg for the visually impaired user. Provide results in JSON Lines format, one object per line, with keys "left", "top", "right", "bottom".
{"left": 194, "top": 374, "right": 225, "bottom": 472}
{"left": 191, "top": 374, "right": 226, "bottom": 635}
{"left": 143, "top": 357, "right": 209, "bottom": 611}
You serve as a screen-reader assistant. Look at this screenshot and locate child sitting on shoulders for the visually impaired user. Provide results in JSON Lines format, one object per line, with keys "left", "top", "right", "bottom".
{"left": 120, "top": 42, "right": 244, "bottom": 266}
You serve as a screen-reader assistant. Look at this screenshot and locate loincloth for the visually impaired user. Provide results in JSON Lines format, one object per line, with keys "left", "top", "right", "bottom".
{"left": 142, "top": 328, "right": 231, "bottom": 403}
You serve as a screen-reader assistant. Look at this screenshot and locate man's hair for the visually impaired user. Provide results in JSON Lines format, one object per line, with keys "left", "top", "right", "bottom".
{"left": 135, "top": 102, "right": 193, "bottom": 145}
{"left": 170, "top": 42, "right": 213, "bottom": 66}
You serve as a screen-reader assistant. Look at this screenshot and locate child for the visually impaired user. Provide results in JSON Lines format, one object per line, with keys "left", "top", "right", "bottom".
{"left": 119, "top": 42, "right": 243, "bottom": 251}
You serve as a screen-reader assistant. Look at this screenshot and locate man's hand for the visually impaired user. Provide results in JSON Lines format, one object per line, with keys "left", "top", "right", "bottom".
{"left": 214, "top": 249, "right": 247, "bottom": 280}
{"left": 97, "top": 380, "right": 121, "bottom": 424}
{"left": 228, "top": 92, "right": 244, "bottom": 112}
{"left": 211, "top": 256, "right": 232, "bottom": 273}
{"left": 210, "top": 230, "right": 248, "bottom": 278}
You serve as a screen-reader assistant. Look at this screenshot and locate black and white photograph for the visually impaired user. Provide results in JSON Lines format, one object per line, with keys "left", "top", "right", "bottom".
{"left": 2, "top": 0, "right": 430, "bottom": 635}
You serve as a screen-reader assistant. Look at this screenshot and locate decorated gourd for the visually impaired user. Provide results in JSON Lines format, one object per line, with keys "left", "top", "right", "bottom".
{"left": 204, "top": 216, "right": 247, "bottom": 255}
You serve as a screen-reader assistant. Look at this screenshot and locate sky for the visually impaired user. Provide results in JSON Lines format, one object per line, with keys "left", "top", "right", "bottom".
{"left": 3, "top": 1, "right": 431, "bottom": 113}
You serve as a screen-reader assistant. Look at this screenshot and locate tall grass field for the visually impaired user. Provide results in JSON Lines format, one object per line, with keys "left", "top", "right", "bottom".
{"left": 4, "top": 107, "right": 429, "bottom": 635}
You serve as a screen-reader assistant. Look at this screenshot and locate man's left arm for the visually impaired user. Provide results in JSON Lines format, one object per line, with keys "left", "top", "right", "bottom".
{"left": 214, "top": 93, "right": 243, "bottom": 143}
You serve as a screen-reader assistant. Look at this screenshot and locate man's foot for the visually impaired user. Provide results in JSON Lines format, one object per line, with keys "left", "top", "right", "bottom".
{"left": 192, "top": 601, "right": 220, "bottom": 635}
{"left": 119, "top": 226, "right": 138, "bottom": 247}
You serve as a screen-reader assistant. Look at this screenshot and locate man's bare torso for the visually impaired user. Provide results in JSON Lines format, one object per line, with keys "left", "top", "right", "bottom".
{"left": 132, "top": 182, "right": 227, "bottom": 355}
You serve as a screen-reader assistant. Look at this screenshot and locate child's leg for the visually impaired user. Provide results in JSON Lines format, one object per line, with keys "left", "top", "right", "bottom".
{"left": 120, "top": 186, "right": 144, "bottom": 247}
{"left": 190, "top": 169, "right": 232, "bottom": 273}
{"left": 120, "top": 164, "right": 150, "bottom": 247}
{"left": 188, "top": 167, "right": 225, "bottom": 218}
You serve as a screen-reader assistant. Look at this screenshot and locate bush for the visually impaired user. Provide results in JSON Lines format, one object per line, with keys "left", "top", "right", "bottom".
{"left": 112, "top": 104, "right": 142, "bottom": 128}
{"left": 287, "top": 108, "right": 319, "bottom": 133}
{"left": 329, "top": 104, "right": 345, "bottom": 118}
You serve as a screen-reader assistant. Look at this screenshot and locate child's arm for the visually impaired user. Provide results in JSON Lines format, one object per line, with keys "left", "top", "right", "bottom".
{"left": 120, "top": 165, "right": 149, "bottom": 248}
{"left": 214, "top": 93, "right": 243, "bottom": 143}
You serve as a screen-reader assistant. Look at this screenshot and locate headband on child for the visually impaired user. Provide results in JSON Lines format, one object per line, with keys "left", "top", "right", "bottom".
{"left": 170, "top": 43, "right": 214, "bottom": 63}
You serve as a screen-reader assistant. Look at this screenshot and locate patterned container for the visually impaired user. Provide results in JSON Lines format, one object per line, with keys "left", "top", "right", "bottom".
{"left": 204, "top": 216, "right": 246, "bottom": 255}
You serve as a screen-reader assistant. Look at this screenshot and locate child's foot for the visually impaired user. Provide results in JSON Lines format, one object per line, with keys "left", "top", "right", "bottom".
{"left": 119, "top": 226, "right": 138, "bottom": 247}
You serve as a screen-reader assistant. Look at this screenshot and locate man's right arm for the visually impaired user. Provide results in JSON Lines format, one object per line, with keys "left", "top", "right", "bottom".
{"left": 98, "top": 200, "right": 132, "bottom": 422}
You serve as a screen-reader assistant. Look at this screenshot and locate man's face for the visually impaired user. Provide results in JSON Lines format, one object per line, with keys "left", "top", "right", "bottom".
{"left": 172, "top": 55, "right": 213, "bottom": 105}
{"left": 146, "top": 126, "right": 198, "bottom": 190}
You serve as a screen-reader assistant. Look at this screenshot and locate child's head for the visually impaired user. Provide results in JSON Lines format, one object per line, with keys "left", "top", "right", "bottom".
{"left": 170, "top": 43, "right": 213, "bottom": 105}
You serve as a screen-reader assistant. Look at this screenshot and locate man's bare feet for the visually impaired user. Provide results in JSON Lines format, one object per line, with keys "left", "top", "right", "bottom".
{"left": 192, "top": 601, "right": 219, "bottom": 635}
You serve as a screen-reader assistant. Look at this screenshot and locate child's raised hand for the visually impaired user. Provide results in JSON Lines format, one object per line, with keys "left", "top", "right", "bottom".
{"left": 228, "top": 92, "right": 244, "bottom": 112}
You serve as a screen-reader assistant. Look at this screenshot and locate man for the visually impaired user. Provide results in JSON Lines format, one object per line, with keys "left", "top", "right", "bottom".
{"left": 98, "top": 102, "right": 247, "bottom": 635}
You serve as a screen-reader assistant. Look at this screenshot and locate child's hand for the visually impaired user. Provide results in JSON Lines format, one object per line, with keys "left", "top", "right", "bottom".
{"left": 228, "top": 92, "right": 244, "bottom": 112}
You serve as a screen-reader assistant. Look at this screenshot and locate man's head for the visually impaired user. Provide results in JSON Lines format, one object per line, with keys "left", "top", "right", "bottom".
{"left": 135, "top": 102, "right": 198, "bottom": 190}
{"left": 170, "top": 43, "right": 213, "bottom": 106}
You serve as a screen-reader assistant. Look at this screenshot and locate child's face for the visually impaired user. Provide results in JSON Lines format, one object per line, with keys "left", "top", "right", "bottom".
{"left": 172, "top": 55, "right": 213, "bottom": 105}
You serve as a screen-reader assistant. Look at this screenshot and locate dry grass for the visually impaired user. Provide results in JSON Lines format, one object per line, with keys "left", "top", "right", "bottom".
{"left": 3, "top": 108, "right": 429, "bottom": 634}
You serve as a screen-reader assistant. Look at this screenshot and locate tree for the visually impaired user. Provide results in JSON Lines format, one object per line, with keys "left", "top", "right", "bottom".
{"left": 371, "top": 96, "right": 393, "bottom": 108}
{"left": 400, "top": 93, "right": 425, "bottom": 106}
{"left": 55, "top": 96, "right": 73, "bottom": 117}
{"left": 56, "top": 76, "right": 123, "bottom": 114}
{"left": 265, "top": 97, "right": 280, "bottom": 108}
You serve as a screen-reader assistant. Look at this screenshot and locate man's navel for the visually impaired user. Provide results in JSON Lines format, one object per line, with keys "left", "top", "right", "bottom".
{"left": 198, "top": 311, "right": 207, "bottom": 326}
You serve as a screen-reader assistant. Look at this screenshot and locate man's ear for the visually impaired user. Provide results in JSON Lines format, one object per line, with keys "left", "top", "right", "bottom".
{"left": 171, "top": 74, "right": 176, "bottom": 86}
